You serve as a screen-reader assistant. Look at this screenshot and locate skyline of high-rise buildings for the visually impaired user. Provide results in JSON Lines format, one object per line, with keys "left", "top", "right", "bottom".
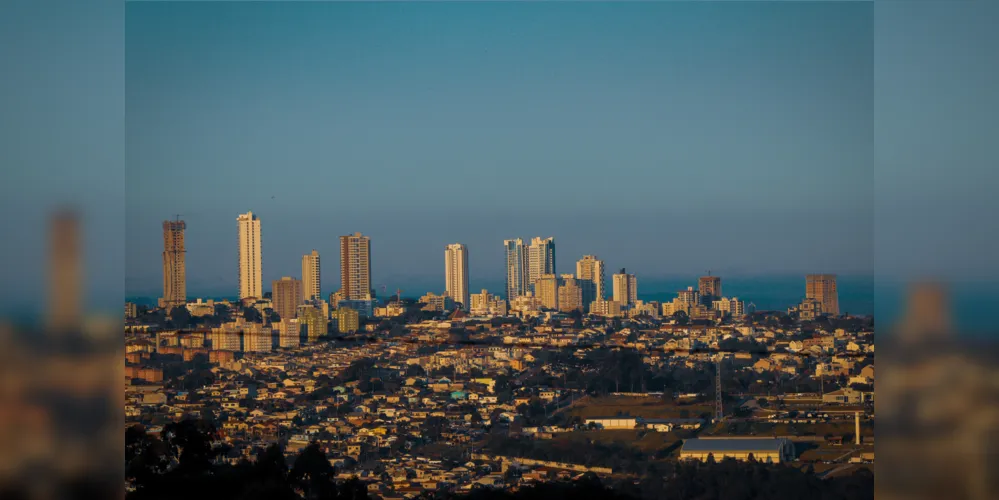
{"left": 161, "top": 220, "right": 187, "bottom": 308}
{"left": 143, "top": 215, "right": 852, "bottom": 321}
{"left": 340, "top": 232, "right": 372, "bottom": 301}
{"left": 301, "top": 250, "right": 320, "bottom": 302}
{"left": 444, "top": 243, "right": 469, "bottom": 310}
{"left": 237, "top": 211, "right": 262, "bottom": 300}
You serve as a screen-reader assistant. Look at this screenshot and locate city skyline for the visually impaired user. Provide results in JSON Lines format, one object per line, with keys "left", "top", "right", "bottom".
{"left": 129, "top": 213, "right": 870, "bottom": 317}
{"left": 125, "top": 2, "right": 878, "bottom": 300}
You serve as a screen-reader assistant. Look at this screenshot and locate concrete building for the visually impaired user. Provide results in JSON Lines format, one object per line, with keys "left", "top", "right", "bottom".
{"left": 125, "top": 302, "right": 137, "bottom": 320}
{"left": 584, "top": 417, "right": 638, "bottom": 429}
{"left": 297, "top": 305, "right": 327, "bottom": 340}
{"left": 419, "top": 292, "right": 456, "bottom": 312}
{"left": 470, "top": 290, "right": 508, "bottom": 317}
{"left": 590, "top": 299, "right": 624, "bottom": 317}
{"left": 161, "top": 220, "right": 187, "bottom": 308}
{"left": 557, "top": 275, "right": 584, "bottom": 313}
{"left": 444, "top": 243, "right": 470, "bottom": 310}
{"left": 698, "top": 275, "right": 721, "bottom": 305}
{"left": 333, "top": 308, "right": 360, "bottom": 333}
{"left": 237, "top": 212, "right": 262, "bottom": 300}
{"left": 301, "top": 250, "right": 321, "bottom": 302}
{"left": 339, "top": 232, "right": 371, "bottom": 300}
{"left": 629, "top": 300, "right": 660, "bottom": 318}
{"left": 612, "top": 269, "right": 637, "bottom": 306}
{"left": 509, "top": 292, "right": 541, "bottom": 317}
{"left": 796, "top": 297, "right": 824, "bottom": 321}
{"left": 503, "top": 239, "right": 529, "bottom": 300}
{"left": 576, "top": 255, "right": 605, "bottom": 306}
{"left": 535, "top": 274, "right": 561, "bottom": 310}
{"left": 806, "top": 274, "right": 839, "bottom": 316}
{"left": 677, "top": 286, "right": 699, "bottom": 310}
{"left": 527, "top": 237, "right": 556, "bottom": 293}
{"left": 680, "top": 438, "right": 795, "bottom": 463}
{"left": 712, "top": 297, "right": 746, "bottom": 317}
{"left": 272, "top": 277, "right": 303, "bottom": 321}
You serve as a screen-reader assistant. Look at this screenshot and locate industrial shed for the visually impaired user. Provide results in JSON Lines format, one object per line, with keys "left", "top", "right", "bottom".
{"left": 679, "top": 437, "right": 796, "bottom": 463}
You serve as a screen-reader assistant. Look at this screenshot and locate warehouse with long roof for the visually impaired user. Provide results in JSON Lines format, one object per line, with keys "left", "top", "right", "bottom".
{"left": 679, "top": 437, "right": 796, "bottom": 463}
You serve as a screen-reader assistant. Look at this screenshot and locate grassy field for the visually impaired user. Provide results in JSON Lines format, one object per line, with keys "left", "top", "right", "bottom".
{"left": 562, "top": 395, "right": 714, "bottom": 420}
{"left": 549, "top": 429, "right": 684, "bottom": 454}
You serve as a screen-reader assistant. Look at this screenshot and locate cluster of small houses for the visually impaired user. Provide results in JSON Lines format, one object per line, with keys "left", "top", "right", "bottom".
{"left": 125, "top": 316, "right": 875, "bottom": 497}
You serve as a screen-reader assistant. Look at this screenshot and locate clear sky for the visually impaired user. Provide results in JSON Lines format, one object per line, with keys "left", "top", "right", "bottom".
{"left": 125, "top": 1, "right": 876, "bottom": 298}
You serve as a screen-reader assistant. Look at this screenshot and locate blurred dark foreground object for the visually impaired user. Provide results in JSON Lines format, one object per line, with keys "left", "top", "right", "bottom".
{"left": 877, "top": 282, "right": 999, "bottom": 500}
{"left": 0, "top": 209, "right": 123, "bottom": 500}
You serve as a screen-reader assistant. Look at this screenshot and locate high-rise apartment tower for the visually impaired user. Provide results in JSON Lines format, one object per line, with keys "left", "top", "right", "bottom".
{"left": 805, "top": 274, "right": 839, "bottom": 316}
{"left": 340, "top": 232, "right": 371, "bottom": 300}
{"left": 237, "top": 212, "right": 262, "bottom": 300}
{"left": 445, "top": 243, "right": 470, "bottom": 310}
{"left": 162, "top": 219, "right": 187, "bottom": 308}
{"left": 301, "top": 250, "right": 321, "bottom": 301}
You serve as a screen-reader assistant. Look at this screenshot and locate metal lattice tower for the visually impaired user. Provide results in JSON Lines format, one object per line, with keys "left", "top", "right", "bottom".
{"left": 715, "top": 355, "right": 723, "bottom": 421}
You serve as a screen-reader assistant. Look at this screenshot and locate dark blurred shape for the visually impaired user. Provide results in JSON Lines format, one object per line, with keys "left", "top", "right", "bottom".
{"left": 0, "top": 210, "right": 123, "bottom": 500}
{"left": 898, "top": 281, "right": 951, "bottom": 343}
{"left": 878, "top": 281, "right": 999, "bottom": 500}
{"left": 47, "top": 209, "right": 81, "bottom": 335}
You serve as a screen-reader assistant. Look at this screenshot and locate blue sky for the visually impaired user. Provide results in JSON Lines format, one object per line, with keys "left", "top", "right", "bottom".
{"left": 125, "top": 1, "right": 876, "bottom": 298}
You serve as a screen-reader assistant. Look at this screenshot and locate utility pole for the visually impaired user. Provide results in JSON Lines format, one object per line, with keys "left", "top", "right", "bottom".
{"left": 715, "top": 355, "right": 724, "bottom": 421}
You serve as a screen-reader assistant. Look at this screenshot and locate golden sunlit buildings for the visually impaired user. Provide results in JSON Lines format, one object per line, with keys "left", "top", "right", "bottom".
{"left": 612, "top": 268, "right": 638, "bottom": 306}
{"left": 576, "top": 255, "right": 604, "bottom": 307}
{"left": 527, "top": 237, "right": 556, "bottom": 293}
{"left": 272, "top": 276, "right": 303, "bottom": 321}
{"left": 340, "top": 232, "right": 371, "bottom": 300}
{"left": 445, "top": 243, "right": 470, "bottom": 310}
{"left": 297, "top": 305, "right": 327, "bottom": 340}
{"left": 301, "top": 249, "right": 320, "bottom": 301}
{"left": 806, "top": 274, "right": 840, "bottom": 316}
{"left": 535, "top": 274, "right": 560, "bottom": 310}
{"left": 470, "top": 289, "right": 508, "bottom": 316}
{"left": 334, "top": 308, "right": 360, "bottom": 333}
{"left": 237, "top": 211, "right": 262, "bottom": 300}
{"left": 161, "top": 220, "right": 187, "bottom": 308}
{"left": 557, "top": 274, "right": 584, "bottom": 313}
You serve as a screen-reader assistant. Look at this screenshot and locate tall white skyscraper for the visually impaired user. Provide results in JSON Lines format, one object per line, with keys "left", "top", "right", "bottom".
{"left": 302, "top": 249, "right": 321, "bottom": 301}
{"left": 527, "top": 237, "right": 556, "bottom": 292}
{"left": 237, "top": 211, "right": 262, "bottom": 300}
{"left": 612, "top": 268, "right": 638, "bottom": 306}
{"left": 504, "top": 239, "right": 528, "bottom": 300}
{"left": 576, "top": 255, "right": 605, "bottom": 304}
{"left": 340, "top": 232, "right": 371, "bottom": 300}
{"left": 444, "top": 243, "right": 470, "bottom": 310}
